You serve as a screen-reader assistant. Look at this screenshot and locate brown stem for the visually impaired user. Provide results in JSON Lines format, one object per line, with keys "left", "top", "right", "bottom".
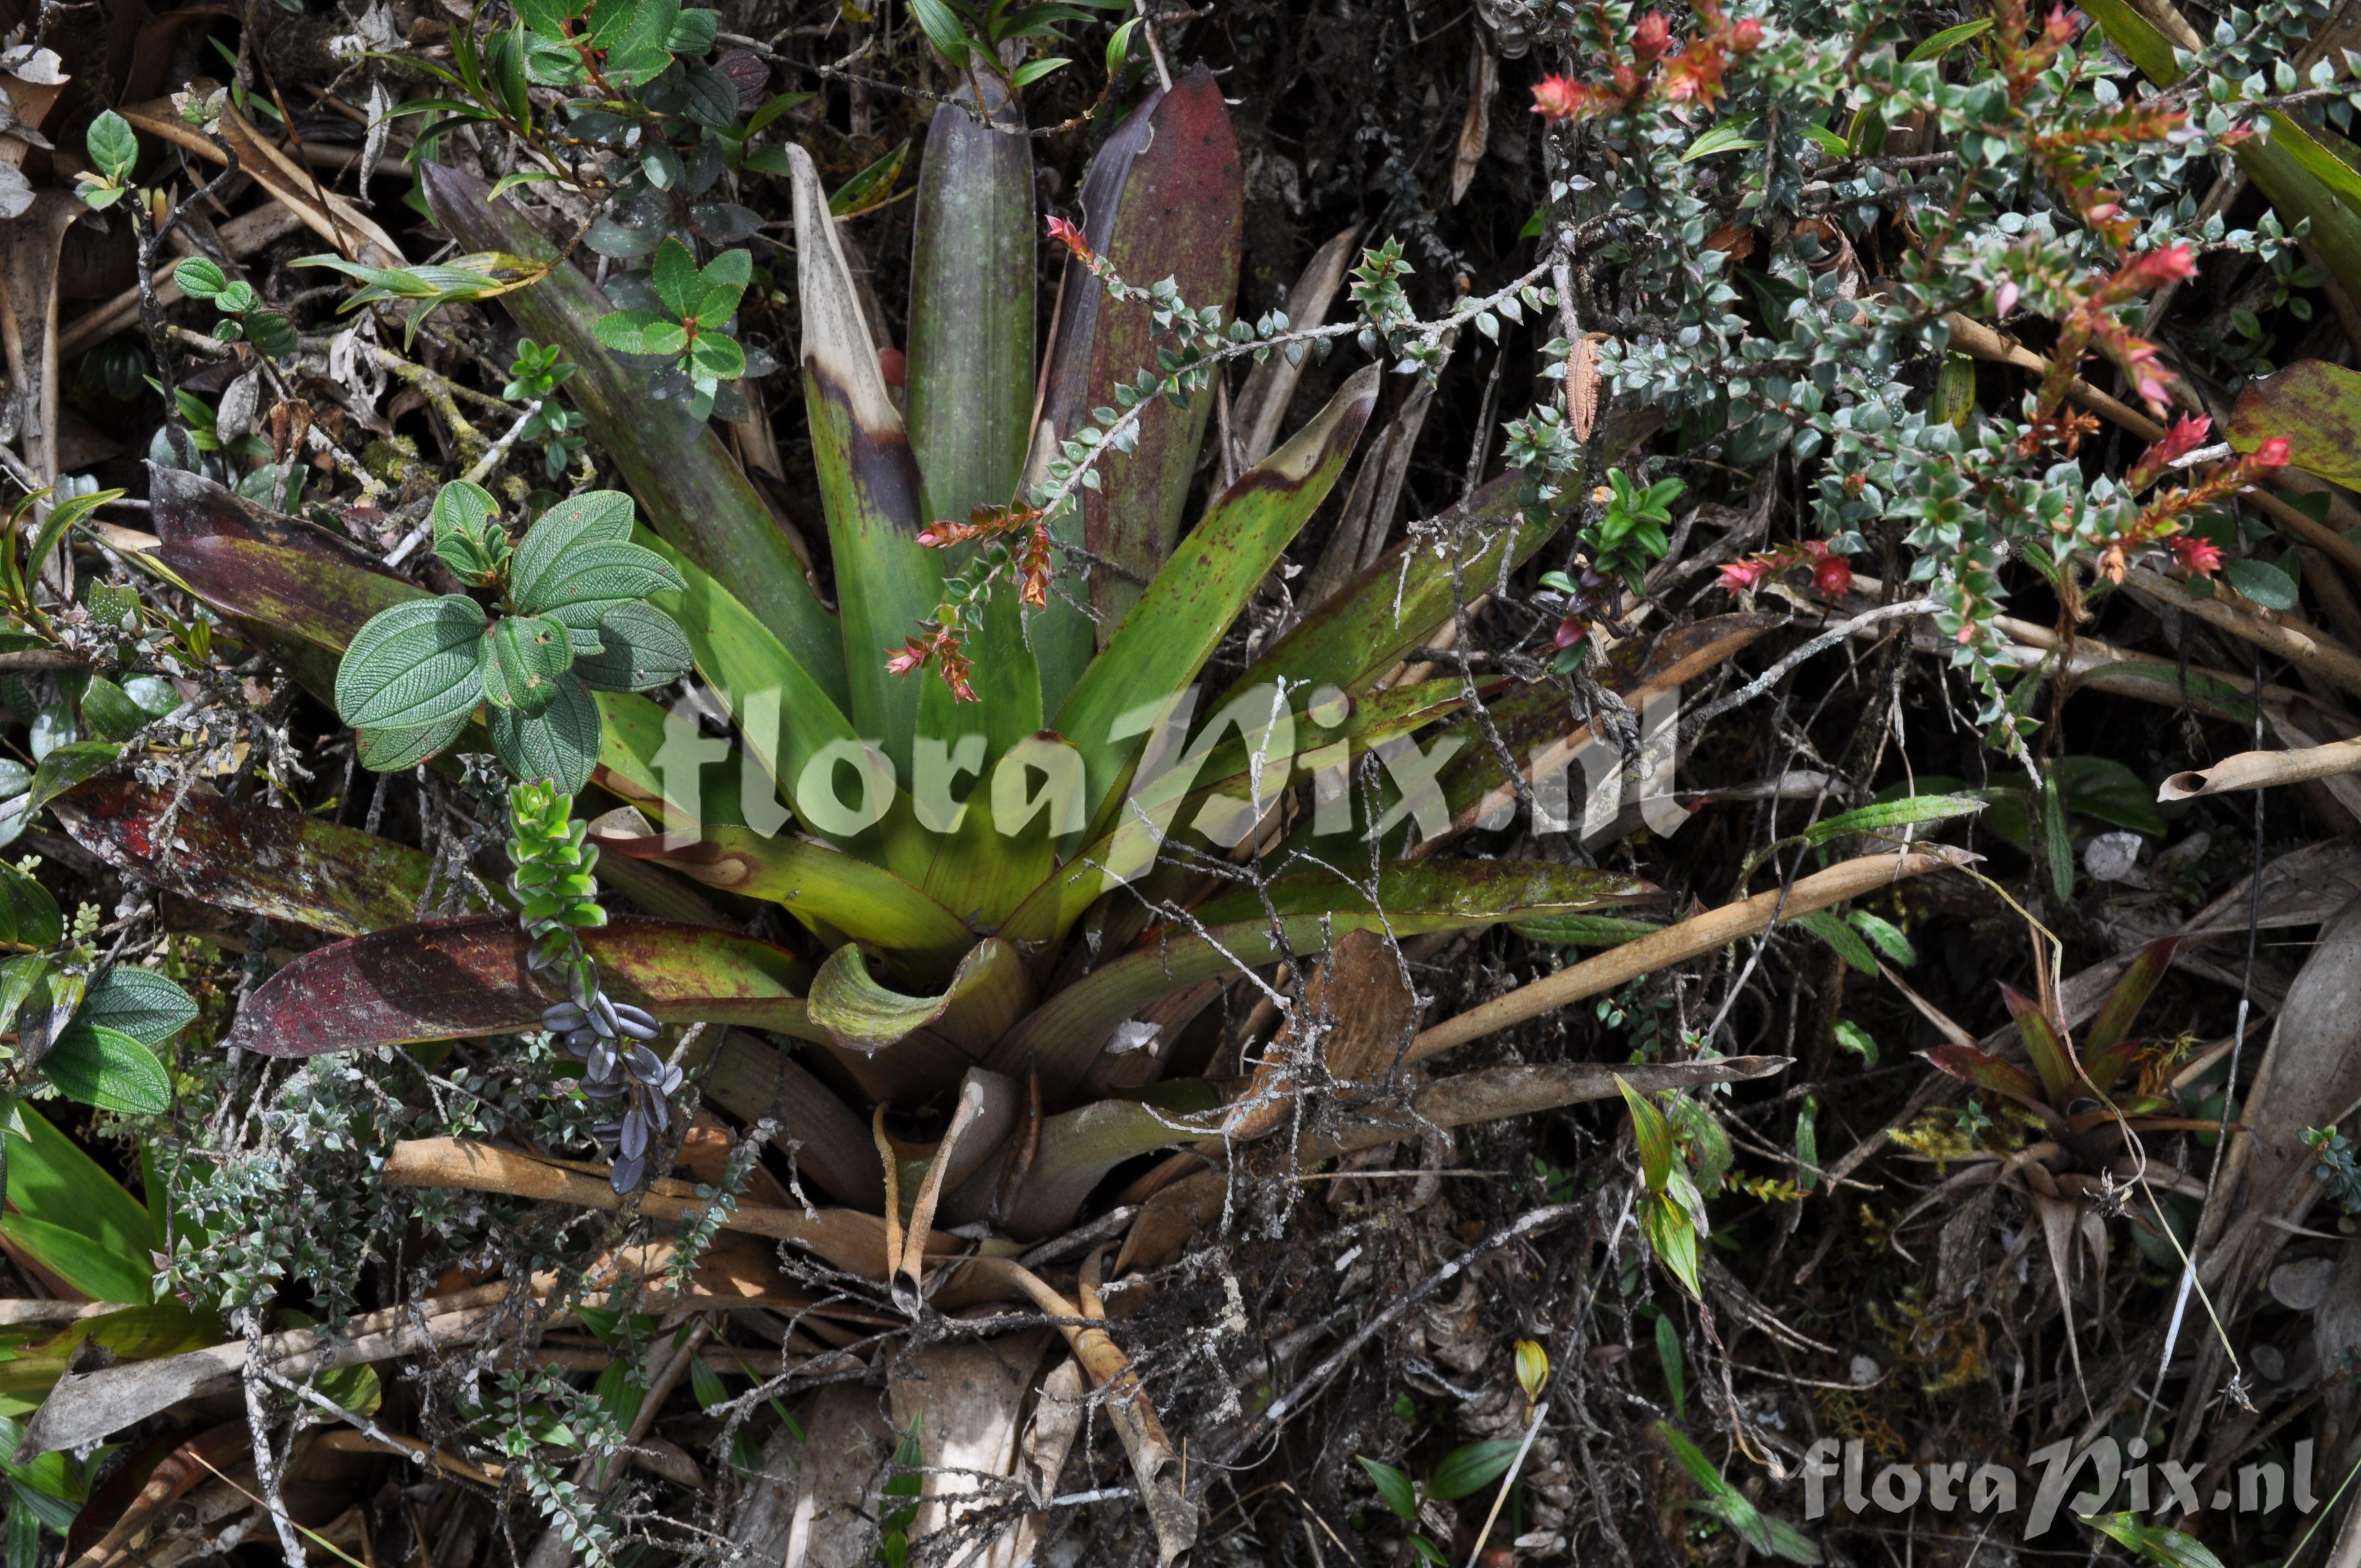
{"left": 2123, "top": 562, "right": 2361, "bottom": 700}
{"left": 1406, "top": 850, "right": 1973, "bottom": 1063}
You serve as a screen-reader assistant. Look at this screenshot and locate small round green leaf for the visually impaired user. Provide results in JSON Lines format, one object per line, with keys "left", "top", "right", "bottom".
{"left": 688, "top": 331, "right": 747, "bottom": 383}
{"left": 591, "top": 310, "right": 690, "bottom": 358}
{"left": 86, "top": 110, "right": 139, "bottom": 181}
{"left": 172, "top": 256, "right": 230, "bottom": 300}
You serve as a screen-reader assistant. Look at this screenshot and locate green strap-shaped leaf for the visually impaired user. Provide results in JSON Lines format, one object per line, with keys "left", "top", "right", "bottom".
{"left": 908, "top": 77, "right": 1043, "bottom": 757}
{"left": 1236, "top": 469, "right": 1568, "bottom": 698}
{"left": 41, "top": 1025, "right": 170, "bottom": 1115}
{"left": 637, "top": 531, "right": 903, "bottom": 858}
{"left": 992, "top": 1082, "right": 1225, "bottom": 1239}
{"left": 1803, "top": 792, "right": 1984, "bottom": 845}
{"left": 788, "top": 142, "right": 944, "bottom": 782}
{"left": 416, "top": 164, "right": 846, "bottom": 707}
{"left": 2083, "top": 937, "right": 2179, "bottom": 1093}
{"left": 1793, "top": 910, "right": 1878, "bottom": 976}
{"left": 1999, "top": 983, "right": 2079, "bottom": 1107}
{"left": 1056, "top": 362, "right": 1383, "bottom": 831}
{"left": 998, "top": 678, "right": 1468, "bottom": 949}
{"left": 804, "top": 937, "right": 1032, "bottom": 1057}
{"left": 1513, "top": 913, "right": 1666, "bottom": 946}
{"left": 1, "top": 1101, "right": 157, "bottom": 1303}
{"left": 0, "top": 862, "right": 61, "bottom": 946}
{"left": 1924, "top": 1044, "right": 2051, "bottom": 1114}
{"left": 591, "top": 821, "right": 976, "bottom": 979}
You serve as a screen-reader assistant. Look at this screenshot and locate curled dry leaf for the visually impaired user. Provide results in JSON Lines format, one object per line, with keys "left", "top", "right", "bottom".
{"left": 2158, "top": 734, "right": 2361, "bottom": 801}
{"left": 1568, "top": 330, "right": 1604, "bottom": 442}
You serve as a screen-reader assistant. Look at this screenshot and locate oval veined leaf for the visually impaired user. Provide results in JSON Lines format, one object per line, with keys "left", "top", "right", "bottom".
{"left": 41, "top": 1023, "right": 172, "bottom": 1115}
{"left": 335, "top": 596, "right": 490, "bottom": 729}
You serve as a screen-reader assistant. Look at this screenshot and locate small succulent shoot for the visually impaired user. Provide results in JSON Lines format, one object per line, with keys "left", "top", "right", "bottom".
{"left": 510, "top": 781, "right": 676, "bottom": 1192}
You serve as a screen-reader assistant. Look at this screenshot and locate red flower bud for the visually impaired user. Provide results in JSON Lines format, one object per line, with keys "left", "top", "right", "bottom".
{"left": 1531, "top": 74, "right": 1586, "bottom": 119}
{"left": 1717, "top": 558, "right": 1770, "bottom": 593}
{"left": 1046, "top": 214, "right": 1095, "bottom": 263}
{"left": 1633, "top": 12, "right": 1673, "bottom": 59}
{"left": 2169, "top": 535, "right": 2224, "bottom": 575}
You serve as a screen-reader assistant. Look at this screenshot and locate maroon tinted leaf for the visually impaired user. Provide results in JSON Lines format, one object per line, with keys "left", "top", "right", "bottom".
{"left": 1999, "top": 982, "right": 2080, "bottom": 1106}
{"left": 150, "top": 466, "right": 421, "bottom": 654}
{"left": 2081, "top": 938, "right": 2179, "bottom": 1093}
{"left": 55, "top": 780, "right": 437, "bottom": 938}
{"left": 226, "top": 914, "right": 815, "bottom": 1057}
{"left": 1038, "top": 64, "right": 1243, "bottom": 647}
{"left": 1922, "top": 1046, "right": 2049, "bottom": 1113}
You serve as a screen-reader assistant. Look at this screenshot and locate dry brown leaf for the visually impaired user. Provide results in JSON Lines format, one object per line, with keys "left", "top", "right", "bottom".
{"left": 1449, "top": 42, "right": 1499, "bottom": 205}
{"left": 116, "top": 94, "right": 402, "bottom": 266}
{"left": 1568, "top": 330, "right": 1602, "bottom": 442}
{"left": 2159, "top": 734, "right": 2361, "bottom": 801}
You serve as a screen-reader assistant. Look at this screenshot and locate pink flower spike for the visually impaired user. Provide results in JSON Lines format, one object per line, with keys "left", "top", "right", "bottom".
{"left": 2126, "top": 244, "right": 2199, "bottom": 287}
{"left": 1994, "top": 280, "right": 2020, "bottom": 318}
{"left": 2255, "top": 436, "right": 2293, "bottom": 468}
{"left": 1717, "top": 558, "right": 1769, "bottom": 593}
{"left": 2162, "top": 413, "right": 2212, "bottom": 460}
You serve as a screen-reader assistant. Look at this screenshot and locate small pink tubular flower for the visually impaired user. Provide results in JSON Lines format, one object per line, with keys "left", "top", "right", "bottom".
{"left": 2169, "top": 535, "right": 2224, "bottom": 575}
